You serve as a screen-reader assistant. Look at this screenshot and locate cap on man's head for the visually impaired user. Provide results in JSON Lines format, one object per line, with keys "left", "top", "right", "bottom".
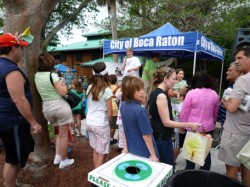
{"left": 0, "top": 33, "right": 29, "bottom": 47}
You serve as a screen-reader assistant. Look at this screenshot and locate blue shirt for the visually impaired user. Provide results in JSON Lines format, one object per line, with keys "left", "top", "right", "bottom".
{"left": 0, "top": 58, "right": 32, "bottom": 130}
{"left": 217, "top": 83, "right": 234, "bottom": 125}
{"left": 120, "top": 100, "right": 159, "bottom": 158}
{"left": 64, "top": 72, "right": 75, "bottom": 85}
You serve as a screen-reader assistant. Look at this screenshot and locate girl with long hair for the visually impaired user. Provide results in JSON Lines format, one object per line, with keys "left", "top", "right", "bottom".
{"left": 86, "top": 62, "right": 113, "bottom": 169}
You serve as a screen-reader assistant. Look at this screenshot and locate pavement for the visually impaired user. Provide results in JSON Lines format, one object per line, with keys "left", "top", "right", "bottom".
{"left": 81, "top": 120, "right": 227, "bottom": 175}
{"left": 175, "top": 124, "right": 226, "bottom": 174}
{"left": 175, "top": 147, "right": 226, "bottom": 174}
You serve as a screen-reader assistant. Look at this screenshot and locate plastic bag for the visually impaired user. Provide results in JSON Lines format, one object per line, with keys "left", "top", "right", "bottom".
{"left": 236, "top": 140, "right": 250, "bottom": 170}
{"left": 181, "top": 131, "right": 213, "bottom": 166}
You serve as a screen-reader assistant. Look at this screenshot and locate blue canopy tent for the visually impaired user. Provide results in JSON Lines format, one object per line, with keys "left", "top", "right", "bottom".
{"left": 54, "top": 64, "right": 77, "bottom": 73}
{"left": 103, "top": 22, "right": 225, "bottom": 94}
{"left": 141, "top": 22, "right": 182, "bottom": 37}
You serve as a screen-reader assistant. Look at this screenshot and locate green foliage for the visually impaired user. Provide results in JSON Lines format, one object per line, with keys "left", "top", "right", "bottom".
{"left": 207, "top": 1, "right": 250, "bottom": 65}
{"left": 0, "top": 1, "right": 3, "bottom": 30}
{"left": 42, "top": 0, "right": 98, "bottom": 45}
{"left": 48, "top": 124, "right": 56, "bottom": 140}
{"left": 99, "top": 0, "right": 219, "bottom": 36}
{"left": 0, "top": 0, "right": 98, "bottom": 46}
{"left": 99, "top": 1, "right": 249, "bottom": 69}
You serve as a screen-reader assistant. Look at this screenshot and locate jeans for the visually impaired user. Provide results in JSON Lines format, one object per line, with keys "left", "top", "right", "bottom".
{"left": 156, "top": 139, "right": 175, "bottom": 170}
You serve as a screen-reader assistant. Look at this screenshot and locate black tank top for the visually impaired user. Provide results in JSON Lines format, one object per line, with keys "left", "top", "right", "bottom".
{"left": 148, "top": 88, "right": 173, "bottom": 141}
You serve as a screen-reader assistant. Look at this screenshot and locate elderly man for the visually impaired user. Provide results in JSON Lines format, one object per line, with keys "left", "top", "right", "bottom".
{"left": 0, "top": 33, "right": 41, "bottom": 187}
{"left": 120, "top": 48, "right": 141, "bottom": 78}
{"left": 218, "top": 47, "right": 250, "bottom": 187}
{"left": 217, "top": 62, "right": 241, "bottom": 125}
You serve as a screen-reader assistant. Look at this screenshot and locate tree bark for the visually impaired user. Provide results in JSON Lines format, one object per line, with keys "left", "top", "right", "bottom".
{"left": 110, "top": 0, "right": 119, "bottom": 63}
{"left": 3, "top": 0, "right": 61, "bottom": 161}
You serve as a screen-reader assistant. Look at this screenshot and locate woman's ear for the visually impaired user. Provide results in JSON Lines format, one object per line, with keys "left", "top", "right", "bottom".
{"left": 163, "top": 76, "right": 168, "bottom": 82}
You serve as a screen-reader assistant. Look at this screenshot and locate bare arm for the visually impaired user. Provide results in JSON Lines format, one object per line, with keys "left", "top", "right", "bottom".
{"left": 143, "top": 134, "right": 159, "bottom": 162}
{"left": 122, "top": 132, "right": 128, "bottom": 154}
{"left": 54, "top": 81, "right": 68, "bottom": 96}
{"left": 6, "top": 71, "right": 41, "bottom": 133}
{"left": 145, "top": 70, "right": 153, "bottom": 82}
{"left": 157, "top": 93, "right": 200, "bottom": 130}
{"left": 221, "top": 98, "right": 241, "bottom": 113}
{"left": 120, "top": 58, "right": 126, "bottom": 71}
{"left": 106, "top": 97, "right": 113, "bottom": 124}
{"left": 168, "top": 88, "right": 179, "bottom": 97}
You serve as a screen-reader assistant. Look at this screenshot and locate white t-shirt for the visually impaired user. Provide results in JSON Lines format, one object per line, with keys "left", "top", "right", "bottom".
{"left": 86, "top": 85, "right": 113, "bottom": 126}
{"left": 123, "top": 56, "right": 141, "bottom": 77}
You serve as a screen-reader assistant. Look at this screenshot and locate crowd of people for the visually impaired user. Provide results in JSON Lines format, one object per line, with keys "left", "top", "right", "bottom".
{"left": 0, "top": 32, "right": 249, "bottom": 187}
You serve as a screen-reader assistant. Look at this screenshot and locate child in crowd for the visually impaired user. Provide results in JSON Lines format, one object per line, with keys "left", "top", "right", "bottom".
{"left": 71, "top": 79, "right": 84, "bottom": 136}
{"left": 115, "top": 84, "right": 124, "bottom": 153}
{"left": 109, "top": 74, "right": 119, "bottom": 145}
{"left": 86, "top": 62, "right": 113, "bottom": 169}
{"left": 120, "top": 76, "right": 159, "bottom": 161}
{"left": 168, "top": 69, "right": 188, "bottom": 162}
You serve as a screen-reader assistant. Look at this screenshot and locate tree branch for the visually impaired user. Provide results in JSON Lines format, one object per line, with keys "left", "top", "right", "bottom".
{"left": 129, "top": 7, "right": 158, "bottom": 25}
{"left": 41, "top": 0, "right": 92, "bottom": 51}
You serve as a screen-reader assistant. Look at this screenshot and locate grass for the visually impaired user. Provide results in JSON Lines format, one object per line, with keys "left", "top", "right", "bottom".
{"left": 48, "top": 124, "right": 56, "bottom": 140}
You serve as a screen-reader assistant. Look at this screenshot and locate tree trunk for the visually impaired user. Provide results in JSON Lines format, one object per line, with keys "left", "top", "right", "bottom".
{"left": 3, "top": 0, "right": 61, "bottom": 161}
{"left": 110, "top": 0, "right": 119, "bottom": 63}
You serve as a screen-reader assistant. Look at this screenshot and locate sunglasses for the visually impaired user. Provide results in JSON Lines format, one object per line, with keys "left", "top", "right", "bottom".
{"left": 164, "top": 67, "right": 174, "bottom": 77}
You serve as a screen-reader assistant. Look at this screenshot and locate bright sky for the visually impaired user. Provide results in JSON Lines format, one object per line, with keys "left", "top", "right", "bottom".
{"left": 59, "top": 7, "right": 108, "bottom": 45}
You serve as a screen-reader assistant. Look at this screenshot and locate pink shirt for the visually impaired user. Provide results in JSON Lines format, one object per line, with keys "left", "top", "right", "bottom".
{"left": 180, "top": 88, "right": 220, "bottom": 132}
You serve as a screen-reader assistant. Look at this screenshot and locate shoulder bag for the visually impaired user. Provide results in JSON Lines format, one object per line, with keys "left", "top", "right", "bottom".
{"left": 50, "top": 73, "right": 81, "bottom": 109}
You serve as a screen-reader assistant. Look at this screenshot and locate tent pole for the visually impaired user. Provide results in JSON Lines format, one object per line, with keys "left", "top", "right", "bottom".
{"left": 192, "top": 32, "right": 199, "bottom": 75}
{"left": 102, "top": 41, "right": 105, "bottom": 60}
{"left": 193, "top": 52, "right": 197, "bottom": 75}
{"left": 219, "top": 60, "right": 225, "bottom": 97}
